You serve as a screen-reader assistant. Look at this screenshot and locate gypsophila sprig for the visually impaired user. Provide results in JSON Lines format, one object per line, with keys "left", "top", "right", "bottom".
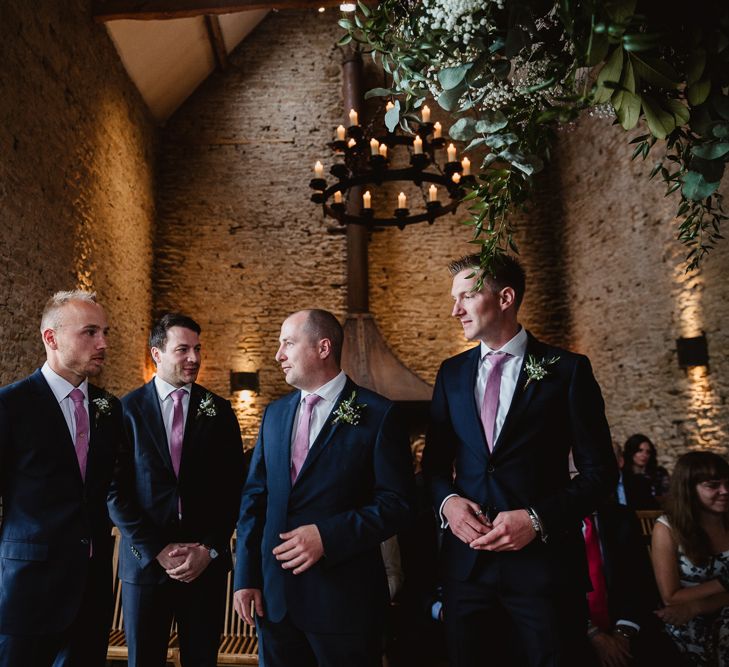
{"left": 524, "top": 355, "right": 560, "bottom": 389}
{"left": 340, "top": 0, "right": 729, "bottom": 271}
{"left": 92, "top": 393, "right": 113, "bottom": 426}
{"left": 332, "top": 391, "right": 366, "bottom": 426}
{"left": 195, "top": 392, "right": 217, "bottom": 419}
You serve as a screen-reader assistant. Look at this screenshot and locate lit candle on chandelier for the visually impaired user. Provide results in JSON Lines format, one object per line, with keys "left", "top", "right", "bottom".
{"left": 347, "top": 138, "right": 356, "bottom": 149}
{"left": 452, "top": 172, "right": 461, "bottom": 184}
{"left": 447, "top": 143, "right": 457, "bottom": 162}
{"left": 363, "top": 190, "right": 371, "bottom": 208}
{"left": 413, "top": 135, "right": 423, "bottom": 154}
{"left": 461, "top": 157, "right": 471, "bottom": 176}
{"left": 349, "top": 108, "right": 359, "bottom": 126}
{"left": 386, "top": 101, "right": 395, "bottom": 112}
{"left": 334, "top": 191, "right": 343, "bottom": 204}
{"left": 421, "top": 104, "right": 431, "bottom": 123}
{"left": 398, "top": 192, "right": 407, "bottom": 209}
{"left": 336, "top": 125, "right": 346, "bottom": 141}
{"left": 314, "top": 161, "right": 324, "bottom": 178}
{"left": 429, "top": 184, "right": 437, "bottom": 202}
{"left": 433, "top": 122, "right": 442, "bottom": 138}
{"left": 378, "top": 143, "right": 388, "bottom": 158}
{"left": 370, "top": 138, "right": 380, "bottom": 156}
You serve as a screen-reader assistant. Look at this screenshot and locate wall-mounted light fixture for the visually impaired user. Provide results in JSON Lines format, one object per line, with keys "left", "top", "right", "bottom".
{"left": 230, "top": 371, "right": 260, "bottom": 394}
{"left": 676, "top": 333, "right": 709, "bottom": 369}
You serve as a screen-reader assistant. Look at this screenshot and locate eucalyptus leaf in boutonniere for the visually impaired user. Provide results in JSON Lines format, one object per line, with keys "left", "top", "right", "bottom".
{"left": 524, "top": 355, "right": 560, "bottom": 390}
{"left": 195, "top": 392, "right": 217, "bottom": 419}
{"left": 332, "top": 391, "right": 366, "bottom": 426}
{"left": 92, "top": 393, "right": 113, "bottom": 427}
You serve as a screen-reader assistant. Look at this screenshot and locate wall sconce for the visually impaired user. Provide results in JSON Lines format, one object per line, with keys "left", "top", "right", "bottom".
{"left": 676, "top": 333, "right": 709, "bottom": 369}
{"left": 230, "top": 371, "right": 260, "bottom": 394}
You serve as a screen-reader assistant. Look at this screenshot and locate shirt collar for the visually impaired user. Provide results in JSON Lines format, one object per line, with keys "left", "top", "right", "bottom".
{"left": 41, "top": 361, "right": 89, "bottom": 403}
{"left": 479, "top": 326, "right": 528, "bottom": 360}
{"left": 154, "top": 375, "right": 192, "bottom": 401}
{"left": 300, "top": 370, "right": 347, "bottom": 404}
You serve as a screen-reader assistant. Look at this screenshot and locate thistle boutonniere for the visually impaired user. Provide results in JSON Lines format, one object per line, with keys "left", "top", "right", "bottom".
{"left": 332, "top": 391, "right": 367, "bottom": 426}
{"left": 524, "top": 355, "right": 560, "bottom": 389}
{"left": 92, "top": 393, "right": 113, "bottom": 426}
{"left": 195, "top": 392, "right": 217, "bottom": 419}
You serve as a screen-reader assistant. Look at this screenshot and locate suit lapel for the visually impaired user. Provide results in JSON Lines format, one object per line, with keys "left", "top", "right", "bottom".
{"left": 455, "top": 348, "right": 490, "bottom": 454}
{"left": 276, "top": 391, "right": 301, "bottom": 495}
{"left": 139, "top": 380, "right": 175, "bottom": 474}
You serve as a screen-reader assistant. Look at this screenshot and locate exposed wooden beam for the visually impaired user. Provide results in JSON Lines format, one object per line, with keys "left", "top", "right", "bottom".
{"left": 93, "top": 0, "right": 345, "bottom": 21}
{"left": 204, "top": 14, "right": 228, "bottom": 71}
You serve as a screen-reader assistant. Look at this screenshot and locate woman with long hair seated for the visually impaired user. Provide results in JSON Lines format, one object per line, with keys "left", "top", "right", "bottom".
{"left": 652, "top": 451, "right": 729, "bottom": 664}
{"left": 622, "top": 433, "right": 670, "bottom": 508}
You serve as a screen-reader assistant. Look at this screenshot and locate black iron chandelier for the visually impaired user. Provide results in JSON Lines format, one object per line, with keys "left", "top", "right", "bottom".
{"left": 309, "top": 104, "right": 475, "bottom": 228}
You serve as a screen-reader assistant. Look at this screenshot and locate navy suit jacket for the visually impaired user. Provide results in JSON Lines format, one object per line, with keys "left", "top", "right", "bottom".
{"left": 108, "top": 380, "right": 245, "bottom": 584}
{"left": 423, "top": 333, "right": 617, "bottom": 594}
{"left": 234, "top": 378, "right": 415, "bottom": 634}
{"left": 0, "top": 369, "right": 123, "bottom": 635}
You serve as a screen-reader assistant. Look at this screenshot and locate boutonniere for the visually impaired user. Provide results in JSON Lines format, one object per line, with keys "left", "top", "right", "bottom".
{"left": 524, "top": 355, "right": 560, "bottom": 389}
{"left": 92, "top": 393, "right": 113, "bottom": 426}
{"left": 332, "top": 391, "right": 366, "bottom": 426}
{"left": 195, "top": 392, "right": 217, "bottom": 419}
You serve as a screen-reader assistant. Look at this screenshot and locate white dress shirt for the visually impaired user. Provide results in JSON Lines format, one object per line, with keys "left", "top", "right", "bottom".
{"left": 290, "top": 370, "right": 347, "bottom": 455}
{"left": 41, "top": 361, "right": 89, "bottom": 441}
{"left": 154, "top": 375, "right": 192, "bottom": 445}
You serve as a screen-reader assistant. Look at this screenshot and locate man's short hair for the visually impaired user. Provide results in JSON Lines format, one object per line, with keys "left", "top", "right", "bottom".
{"left": 448, "top": 253, "right": 526, "bottom": 310}
{"left": 40, "top": 290, "right": 98, "bottom": 332}
{"left": 149, "top": 313, "right": 202, "bottom": 351}
{"left": 301, "top": 309, "right": 344, "bottom": 365}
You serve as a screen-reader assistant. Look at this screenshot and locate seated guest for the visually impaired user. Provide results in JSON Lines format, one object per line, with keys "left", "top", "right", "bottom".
{"left": 652, "top": 451, "right": 729, "bottom": 665}
{"left": 623, "top": 434, "right": 670, "bottom": 509}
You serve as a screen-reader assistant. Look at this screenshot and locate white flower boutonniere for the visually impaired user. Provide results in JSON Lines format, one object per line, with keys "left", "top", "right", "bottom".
{"left": 196, "top": 392, "right": 217, "bottom": 419}
{"left": 92, "top": 393, "right": 113, "bottom": 426}
{"left": 524, "top": 355, "right": 560, "bottom": 389}
{"left": 332, "top": 391, "right": 366, "bottom": 426}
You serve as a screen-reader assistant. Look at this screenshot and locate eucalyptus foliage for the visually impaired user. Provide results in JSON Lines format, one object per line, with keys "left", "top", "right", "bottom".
{"left": 339, "top": 0, "right": 729, "bottom": 271}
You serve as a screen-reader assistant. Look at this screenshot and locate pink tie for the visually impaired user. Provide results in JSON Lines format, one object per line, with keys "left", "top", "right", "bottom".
{"left": 69, "top": 388, "right": 89, "bottom": 481}
{"left": 480, "top": 353, "right": 510, "bottom": 451}
{"left": 291, "top": 394, "right": 322, "bottom": 483}
{"left": 584, "top": 515, "right": 611, "bottom": 630}
{"left": 170, "top": 389, "right": 186, "bottom": 478}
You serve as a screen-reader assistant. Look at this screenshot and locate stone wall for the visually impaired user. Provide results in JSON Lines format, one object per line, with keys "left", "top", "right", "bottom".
{"left": 0, "top": 0, "right": 156, "bottom": 395}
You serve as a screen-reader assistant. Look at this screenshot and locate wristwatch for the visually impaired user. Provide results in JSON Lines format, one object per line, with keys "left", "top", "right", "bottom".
{"left": 615, "top": 625, "right": 638, "bottom": 640}
{"left": 202, "top": 544, "right": 219, "bottom": 559}
{"left": 526, "top": 507, "right": 548, "bottom": 543}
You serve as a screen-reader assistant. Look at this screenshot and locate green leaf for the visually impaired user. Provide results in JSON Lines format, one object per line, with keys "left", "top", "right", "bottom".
{"left": 622, "top": 32, "right": 664, "bottom": 52}
{"left": 465, "top": 137, "right": 488, "bottom": 151}
{"left": 475, "top": 111, "right": 508, "bottom": 133}
{"left": 594, "top": 47, "right": 624, "bottom": 104}
{"left": 492, "top": 59, "right": 511, "bottom": 80}
{"left": 711, "top": 122, "right": 729, "bottom": 139}
{"left": 438, "top": 63, "right": 473, "bottom": 91}
{"left": 437, "top": 84, "right": 466, "bottom": 111}
{"left": 630, "top": 54, "right": 681, "bottom": 89}
{"left": 687, "top": 79, "right": 711, "bottom": 106}
{"left": 364, "top": 87, "right": 394, "bottom": 100}
{"left": 641, "top": 94, "right": 676, "bottom": 139}
{"left": 691, "top": 142, "right": 729, "bottom": 160}
{"left": 449, "top": 118, "right": 478, "bottom": 142}
{"left": 337, "top": 34, "right": 353, "bottom": 46}
{"left": 616, "top": 91, "right": 641, "bottom": 129}
{"left": 337, "top": 18, "right": 353, "bottom": 31}
{"left": 682, "top": 171, "right": 721, "bottom": 200}
{"left": 710, "top": 94, "right": 729, "bottom": 121}
{"left": 384, "top": 102, "right": 400, "bottom": 133}
{"left": 621, "top": 56, "right": 636, "bottom": 94}
{"left": 606, "top": 0, "right": 637, "bottom": 23}
{"left": 587, "top": 32, "right": 609, "bottom": 66}
{"left": 685, "top": 49, "right": 707, "bottom": 85}
{"left": 485, "top": 133, "right": 518, "bottom": 149}
{"left": 357, "top": 0, "right": 370, "bottom": 17}
{"left": 689, "top": 156, "right": 725, "bottom": 182}
{"left": 664, "top": 99, "right": 690, "bottom": 127}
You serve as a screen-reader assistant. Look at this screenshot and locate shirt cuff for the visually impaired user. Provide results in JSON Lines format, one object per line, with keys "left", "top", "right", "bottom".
{"left": 615, "top": 619, "right": 640, "bottom": 632}
{"left": 438, "top": 494, "right": 460, "bottom": 529}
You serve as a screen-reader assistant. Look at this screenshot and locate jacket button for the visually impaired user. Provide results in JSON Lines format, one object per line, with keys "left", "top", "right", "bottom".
{"left": 487, "top": 465, "right": 495, "bottom": 473}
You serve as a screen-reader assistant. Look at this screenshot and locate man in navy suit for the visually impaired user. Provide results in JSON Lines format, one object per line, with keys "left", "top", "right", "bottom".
{"left": 0, "top": 290, "right": 123, "bottom": 667}
{"left": 108, "top": 313, "right": 245, "bottom": 667}
{"left": 422, "top": 254, "right": 618, "bottom": 666}
{"left": 233, "top": 309, "right": 414, "bottom": 667}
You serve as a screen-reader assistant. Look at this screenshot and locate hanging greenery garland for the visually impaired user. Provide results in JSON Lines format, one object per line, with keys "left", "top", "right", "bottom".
{"left": 339, "top": 0, "right": 729, "bottom": 272}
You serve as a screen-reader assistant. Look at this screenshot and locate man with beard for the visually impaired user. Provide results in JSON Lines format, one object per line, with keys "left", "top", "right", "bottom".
{"left": 0, "top": 290, "right": 124, "bottom": 666}
{"left": 108, "top": 313, "right": 245, "bottom": 667}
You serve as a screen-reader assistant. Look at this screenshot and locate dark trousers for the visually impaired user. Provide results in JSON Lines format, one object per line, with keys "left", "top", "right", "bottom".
{"left": 0, "top": 556, "right": 112, "bottom": 667}
{"left": 444, "top": 559, "right": 593, "bottom": 667}
{"left": 259, "top": 613, "right": 382, "bottom": 667}
{"left": 122, "top": 566, "right": 227, "bottom": 667}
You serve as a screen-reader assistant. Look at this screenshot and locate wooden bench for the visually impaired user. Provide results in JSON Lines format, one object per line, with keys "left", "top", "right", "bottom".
{"left": 107, "top": 528, "right": 258, "bottom": 666}
{"left": 636, "top": 509, "right": 663, "bottom": 554}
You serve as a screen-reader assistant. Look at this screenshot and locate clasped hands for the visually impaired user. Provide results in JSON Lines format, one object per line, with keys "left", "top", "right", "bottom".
{"left": 443, "top": 496, "right": 536, "bottom": 551}
{"left": 156, "top": 543, "right": 211, "bottom": 583}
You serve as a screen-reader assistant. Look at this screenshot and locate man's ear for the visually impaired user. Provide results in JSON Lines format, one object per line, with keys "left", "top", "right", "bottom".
{"left": 499, "top": 286, "right": 516, "bottom": 312}
{"left": 42, "top": 328, "right": 58, "bottom": 350}
{"left": 150, "top": 346, "right": 162, "bottom": 365}
{"left": 318, "top": 338, "right": 332, "bottom": 360}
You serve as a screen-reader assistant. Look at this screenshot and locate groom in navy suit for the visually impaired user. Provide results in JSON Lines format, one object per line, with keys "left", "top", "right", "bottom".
{"left": 234, "top": 309, "right": 414, "bottom": 667}
{"left": 422, "top": 255, "right": 618, "bottom": 666}
{"left": 108, "top": 313, "right": 245, "bottom": 667}
{"left": 0, "top": 290, "right": 124, "bottom": 667}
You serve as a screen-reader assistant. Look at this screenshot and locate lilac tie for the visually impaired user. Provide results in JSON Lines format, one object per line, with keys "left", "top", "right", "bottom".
{"left": 69, "top": 388, "right": 89, "bottom": 481}
{"left": 170, "top": 388, "right": 186, "bottom": 478}
{"left": 480, "top": 353, "right": 510, "bottom": 451}
{"left": 291, "top": 394, "right": 322, "bottom": 483}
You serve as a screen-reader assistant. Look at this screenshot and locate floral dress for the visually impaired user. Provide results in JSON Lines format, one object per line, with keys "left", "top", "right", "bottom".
{"left": 658, "top": 516, "right": 729, "bottom": 666}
